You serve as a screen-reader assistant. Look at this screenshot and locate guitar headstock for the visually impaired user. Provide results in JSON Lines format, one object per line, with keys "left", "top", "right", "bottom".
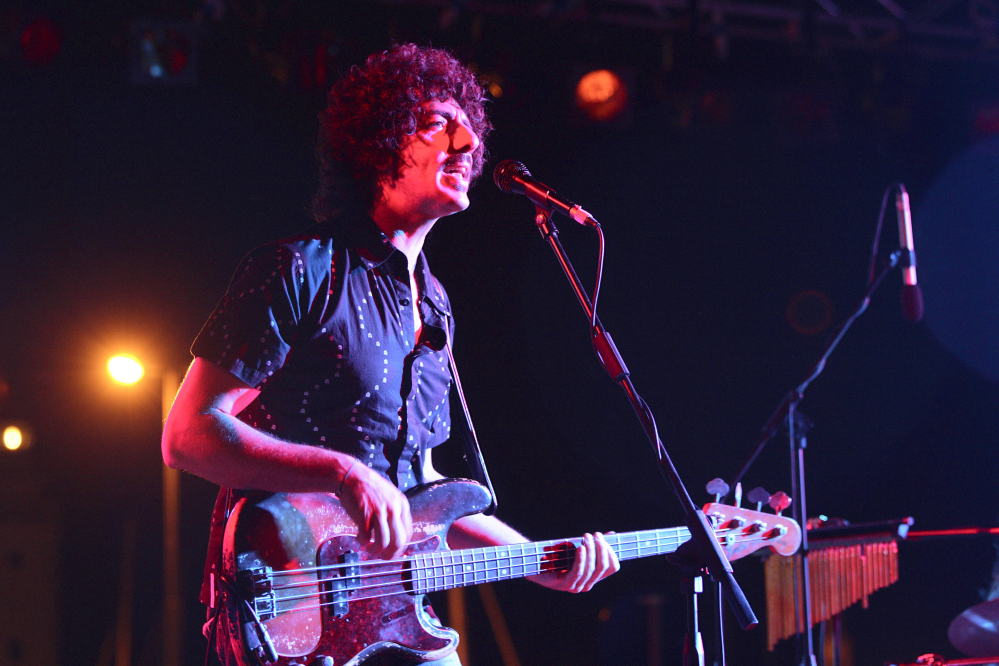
{"left": 703, "top": 503, "right": 802, "bottom": 560}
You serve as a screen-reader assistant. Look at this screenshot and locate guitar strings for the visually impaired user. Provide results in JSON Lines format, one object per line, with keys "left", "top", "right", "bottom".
{"left": 262, "top": 530, "right": 687, "bottom": 578}
{"left": 260, "top": 528, "right": 780, "bottom": 582}
{"left": 268, "top": 532, "right": 773, "bottom": 590}
{"left": 259, "top": 532, "right": 778, "bottom": 620}
{"left": 252, "top": 533, "right": 780, "bottom": 611}
{"left": 263, "top": 536, "right": 692, "bottom": 585}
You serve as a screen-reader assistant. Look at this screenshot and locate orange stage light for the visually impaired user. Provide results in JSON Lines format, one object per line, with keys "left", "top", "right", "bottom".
{"left": 575, "top": 69, "right": 628, "bottom": 122}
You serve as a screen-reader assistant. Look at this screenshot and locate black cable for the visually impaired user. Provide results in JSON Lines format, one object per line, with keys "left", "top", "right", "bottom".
{"left": 591, "top": 222, "right": 605, "bottom": 329}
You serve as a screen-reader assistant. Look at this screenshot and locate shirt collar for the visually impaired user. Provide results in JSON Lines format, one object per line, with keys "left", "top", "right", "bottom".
{"left": 348, "top": 218, "right": 397, "bottom": 271}
{"left": 416, "top": 254, "right": 451, "bottom": 318}
{"left": 326, "top": 210, "right": 451, "bottom": 316}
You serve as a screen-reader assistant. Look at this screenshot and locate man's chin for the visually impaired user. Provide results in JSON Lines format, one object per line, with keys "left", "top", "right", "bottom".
{"left": 436, "top": 191, "right": 470, "bottom": 216}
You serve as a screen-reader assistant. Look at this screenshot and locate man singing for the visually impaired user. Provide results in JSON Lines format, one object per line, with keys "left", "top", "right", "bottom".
{"left": 162, "top": 43, "right": 619, "bottom": 665}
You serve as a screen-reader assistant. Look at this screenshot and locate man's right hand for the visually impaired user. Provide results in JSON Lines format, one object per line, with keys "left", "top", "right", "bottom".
{"left": 337, "top": 462, "right": 413, "bottom": 561}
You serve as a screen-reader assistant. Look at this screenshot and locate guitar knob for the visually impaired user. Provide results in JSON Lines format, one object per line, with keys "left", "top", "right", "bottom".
{"left": 769, "top": 491, "right": 792, "bottom": 516}
{"left": 746, "top": 521, "right": 765, "bottom": 534}
{"left": 767, "top": 525, "right": 787, "bottom": 537}
{"left": 727, "top": 516, "right": 745, "bottom": 529}
{"left": 705, "top": 478, "right": 730, "bottom": 503}
{"left": 312, "top": 657, "right": 335, "bottom": 666}
{"left": 747, "top": 487, "right": 771, "bottom": 513}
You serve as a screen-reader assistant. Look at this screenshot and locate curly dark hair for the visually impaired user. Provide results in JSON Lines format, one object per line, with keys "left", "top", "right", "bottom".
{"left": 312, "top": 43, "right": 492, "bottom": 221}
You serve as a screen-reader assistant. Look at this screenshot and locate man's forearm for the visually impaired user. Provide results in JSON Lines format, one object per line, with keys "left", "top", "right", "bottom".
{"left": 446, "top": 513, "right": 529, "bottom": 550}
{"left": 163, "top": 407, "right": 355, "bottom": 494}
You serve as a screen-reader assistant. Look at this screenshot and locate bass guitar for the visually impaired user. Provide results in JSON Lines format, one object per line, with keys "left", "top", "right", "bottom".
{"left": 221, "top": 478, "right": 800, "bottom": 666}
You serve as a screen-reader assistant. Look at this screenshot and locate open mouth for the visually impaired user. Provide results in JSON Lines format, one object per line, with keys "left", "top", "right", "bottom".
{"left": 440, "top": 161, "right": 471, "bottom": 192}
{"left": 442, "top": 164, "right": 469, "bottom": 180}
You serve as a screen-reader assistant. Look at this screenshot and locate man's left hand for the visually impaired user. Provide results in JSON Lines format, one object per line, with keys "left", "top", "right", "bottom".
{"left": 529, "top": 532, "right": 621, "bottom": 593}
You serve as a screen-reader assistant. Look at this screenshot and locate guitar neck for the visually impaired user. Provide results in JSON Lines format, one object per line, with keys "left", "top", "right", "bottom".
{"left": 412, "top": 527, "right": 692, "bottom": 594}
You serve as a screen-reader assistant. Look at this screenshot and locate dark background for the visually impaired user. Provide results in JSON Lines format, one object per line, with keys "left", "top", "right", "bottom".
{"left": 2, "top": 1, "right": 999, "bottom": 664}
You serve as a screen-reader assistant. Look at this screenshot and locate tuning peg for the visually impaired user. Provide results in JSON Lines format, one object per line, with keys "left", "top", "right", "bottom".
{"left": 734, "top": 482, "right": 743, "bottom": 508}
{"left": 705, "top": 478, "right": 730, "bottom": 503}
{"left": 747, "top": 487, "right": 771, "bottom": 512}
{"left": 769, "top": 491, "right": 791, "bottom": 516}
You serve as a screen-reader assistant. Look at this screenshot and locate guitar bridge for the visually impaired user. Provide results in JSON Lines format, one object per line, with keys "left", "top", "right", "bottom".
{"left": 238, "top": 567, "right": 277, "bottom": 622}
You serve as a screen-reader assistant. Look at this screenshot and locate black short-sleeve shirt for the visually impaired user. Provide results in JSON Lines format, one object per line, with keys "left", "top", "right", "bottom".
{"left": 191, "top": 215, "right": 454, "bottom": 492}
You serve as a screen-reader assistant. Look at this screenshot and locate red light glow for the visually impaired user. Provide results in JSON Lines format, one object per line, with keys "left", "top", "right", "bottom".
{"left": 575, "top": 69, "right": 628, "bottom": 122}
{"left": 20, "top": 17, "right": 62, "bottom": 66}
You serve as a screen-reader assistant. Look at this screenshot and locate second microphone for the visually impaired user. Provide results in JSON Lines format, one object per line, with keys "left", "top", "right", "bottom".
{"left": 493, "top": 160, "right": 599, "bottom": 228}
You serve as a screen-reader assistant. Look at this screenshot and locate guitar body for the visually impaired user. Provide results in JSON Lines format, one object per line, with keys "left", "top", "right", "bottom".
{"left": 222, "top": 479, "right": 494, "bottom": 666}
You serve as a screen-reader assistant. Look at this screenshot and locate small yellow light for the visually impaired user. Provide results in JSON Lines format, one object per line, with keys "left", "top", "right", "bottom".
{"left": 3, "top": 426, "right": 22, "bottom": 451}
{"left": 108, "top": 355, "right": 145, "bottom": 384}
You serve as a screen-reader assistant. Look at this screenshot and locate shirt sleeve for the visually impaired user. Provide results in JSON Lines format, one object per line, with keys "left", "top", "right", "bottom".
{"left": 191, "top": 243, "right": 310, "bottom": 388}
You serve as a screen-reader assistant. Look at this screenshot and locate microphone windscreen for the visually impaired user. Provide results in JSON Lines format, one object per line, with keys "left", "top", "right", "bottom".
{"left": 901, "top": 284, "right": 924, "bottom": 323}
{"left": 493, "top": 160, "right": 529, "bottom": 193}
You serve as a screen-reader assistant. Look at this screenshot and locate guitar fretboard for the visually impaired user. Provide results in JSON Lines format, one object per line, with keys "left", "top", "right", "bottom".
{"left": 411, "top": 528, "right": 692, "bottom": 594}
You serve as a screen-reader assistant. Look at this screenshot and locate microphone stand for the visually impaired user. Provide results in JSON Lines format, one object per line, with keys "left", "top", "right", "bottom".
{"left": 728, "top": 249, "right": 903, "bottom": 666}
{"left": 529, "top": 207, "right": 759, "bottom": 647}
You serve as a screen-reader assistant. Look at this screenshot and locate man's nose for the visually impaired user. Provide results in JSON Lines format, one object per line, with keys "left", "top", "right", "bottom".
{"left": 451, "top": 122, "right": 479, "bottom": 153}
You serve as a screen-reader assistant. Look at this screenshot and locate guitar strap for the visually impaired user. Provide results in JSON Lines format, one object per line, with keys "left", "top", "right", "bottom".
{"left": 433, "top": 277, "right": 498, "bottom": 515}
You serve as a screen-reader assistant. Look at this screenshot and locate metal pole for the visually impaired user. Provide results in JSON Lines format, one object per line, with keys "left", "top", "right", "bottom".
{"left": 447, "top": 588, "right": 469, "bottom": 664}
{"left": 115, "top": 515, "right": 137, "bottom": 666}
{"left": 162, "top": 370, "right": 181, "bottom": 666}
{"left": 478, "top": 584, "right": 522, "bottom": 666}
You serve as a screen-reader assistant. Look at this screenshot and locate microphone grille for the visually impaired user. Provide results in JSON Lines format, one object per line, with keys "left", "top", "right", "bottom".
{"left": 493, "top": 159, "right": 530, "bottom": 193}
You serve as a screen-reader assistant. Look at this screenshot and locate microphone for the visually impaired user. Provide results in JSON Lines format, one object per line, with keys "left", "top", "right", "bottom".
{"left": 493, "top": 160, "right": 599, "bottom": 228}
{"left": 896, "top": 185, "right": 924, "bottom": 323}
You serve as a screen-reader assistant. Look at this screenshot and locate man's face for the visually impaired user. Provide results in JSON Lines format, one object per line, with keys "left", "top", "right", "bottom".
{"left": 384, "top": 98, "right": 481, "bottom": 222}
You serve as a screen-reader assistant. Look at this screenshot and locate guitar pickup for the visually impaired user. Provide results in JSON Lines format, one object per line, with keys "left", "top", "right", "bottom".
{"left": 324, "top": 551, "right": 360, "bottom": 619}
{"left": 238, "top": 567, "right": 277, "bottom": 622}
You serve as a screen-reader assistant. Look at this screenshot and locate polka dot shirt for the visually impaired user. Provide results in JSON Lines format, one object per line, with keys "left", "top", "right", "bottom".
{"left": 191, "top": 216, "right": 455, "bottom": 492}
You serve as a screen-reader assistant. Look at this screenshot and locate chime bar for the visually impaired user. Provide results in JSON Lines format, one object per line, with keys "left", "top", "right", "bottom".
{"left": 764, "top": 522, "right": 908, "bottom": 652}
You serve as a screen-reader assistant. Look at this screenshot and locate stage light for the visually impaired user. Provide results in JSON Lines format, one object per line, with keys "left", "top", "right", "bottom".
{"left": 129, "top": 20, "right": 198, "bottom": 86}
{"left": 575, "top": 69, "right": 628, "bottom": 122}
{"left": 3, "top": 426, "right": 23, "bottom": 451}
{"left": 2, "top": 423, "right": 32, "bottom": 451}
{"left": 478, "top": 72, "right": 504, "bottom": 99}
{"left": 108, "top": 355, "right": 145, "bottom": 384}
{"left": 20, "top": 17, "right": 62, "bottom": 66}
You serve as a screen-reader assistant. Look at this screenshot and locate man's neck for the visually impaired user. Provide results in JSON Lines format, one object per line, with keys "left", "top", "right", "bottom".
{"left": 370, "top": 205, "right": 436, "bottom": 273}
